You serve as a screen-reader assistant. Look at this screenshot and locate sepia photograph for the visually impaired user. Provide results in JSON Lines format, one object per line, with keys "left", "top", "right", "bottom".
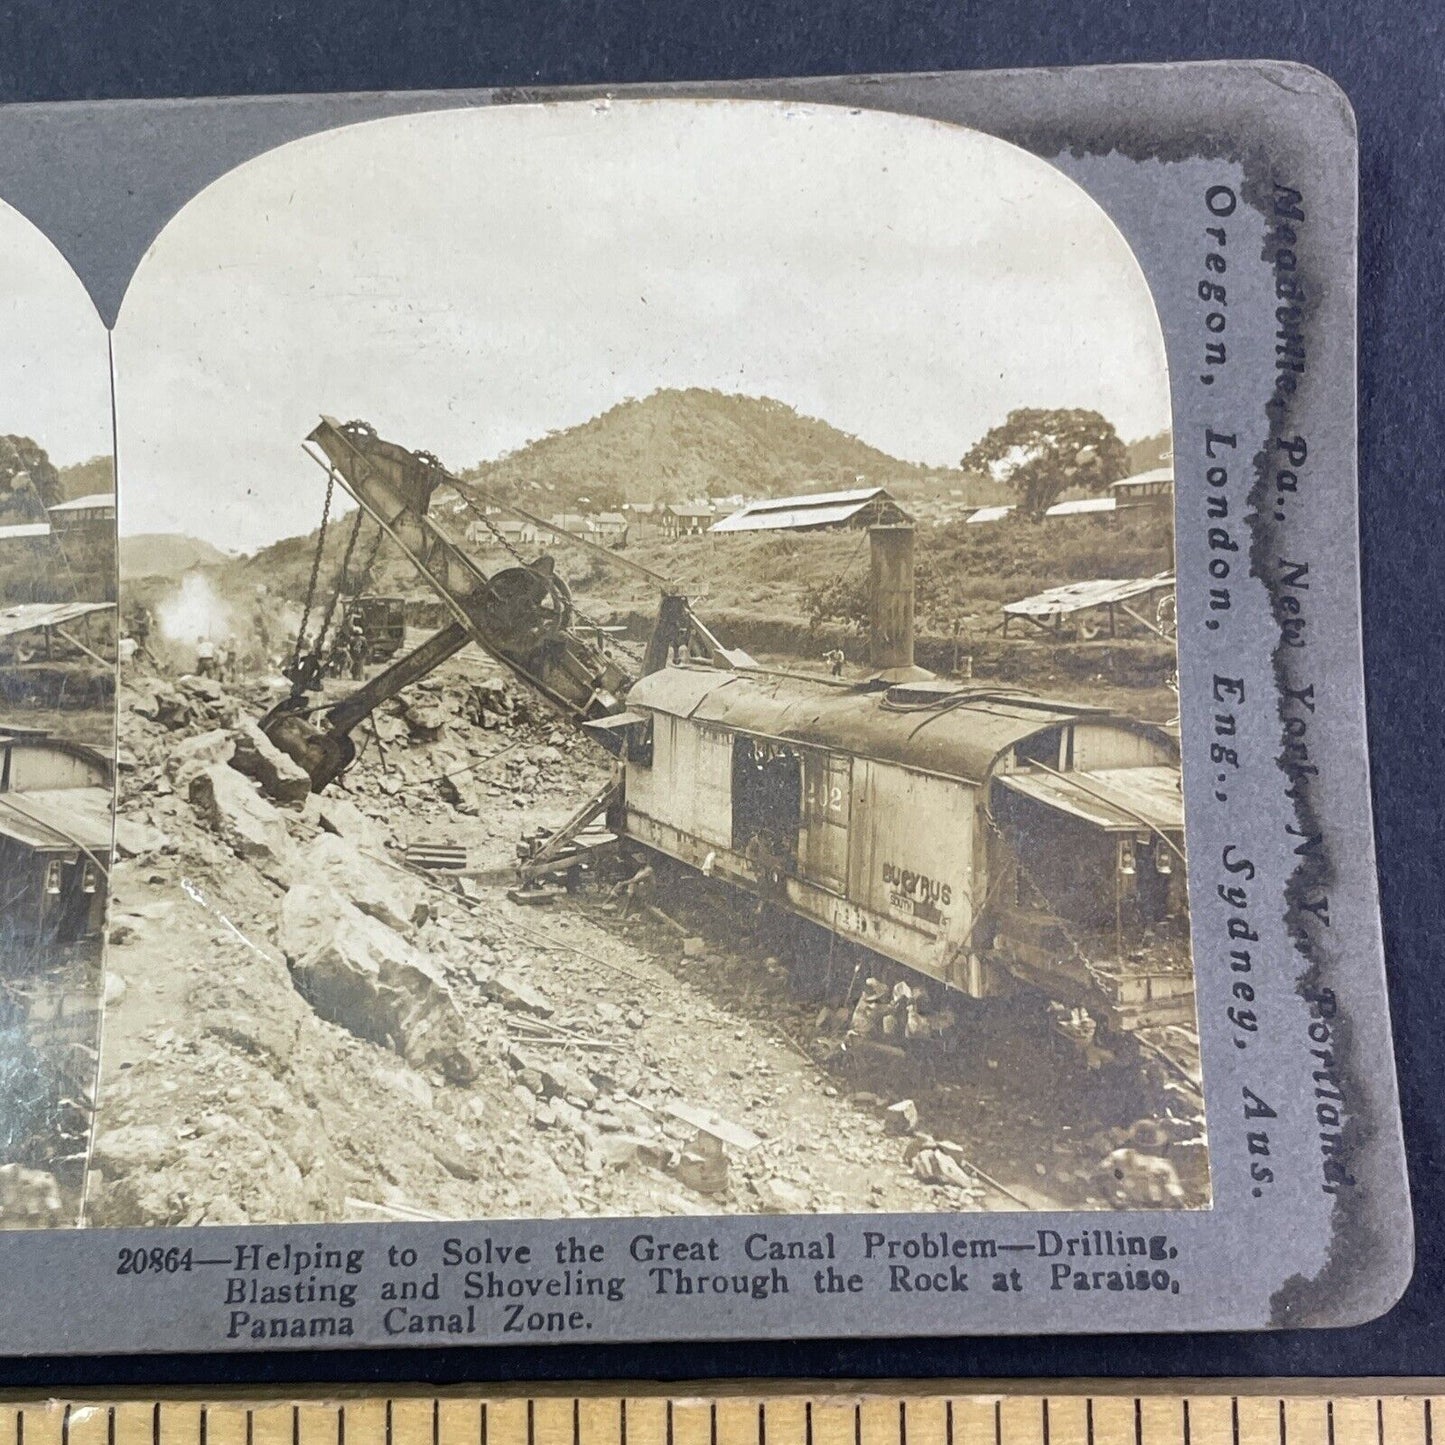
{"left": 6, "top": 98, "right": 1204, "bottom": 1229}
{"left": 0, "top": 197, "right": 116, "bottom": 1229}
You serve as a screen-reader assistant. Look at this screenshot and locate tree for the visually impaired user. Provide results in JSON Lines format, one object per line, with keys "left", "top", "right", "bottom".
{"left": 0, "top": 435, "right": 61, "bottom": 517}
{"left": 961, "top": 408, "right": 1129, "bottom": 519}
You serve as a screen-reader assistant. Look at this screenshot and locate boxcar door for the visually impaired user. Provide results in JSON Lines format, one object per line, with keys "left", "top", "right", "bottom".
{"left": 800, "top": 750, "right": 851, "bottom": 893}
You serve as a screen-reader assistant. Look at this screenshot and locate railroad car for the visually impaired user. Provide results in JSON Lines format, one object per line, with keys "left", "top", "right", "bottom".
{"left": 612, "top": 664, "right": 1191, "bottom": 1037}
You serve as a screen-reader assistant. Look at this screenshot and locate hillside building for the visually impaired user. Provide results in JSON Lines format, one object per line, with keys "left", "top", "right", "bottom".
{"left": 1110, "top": 467, "right": 1175, "bottom": 514}
{"left": 466, "top": 516, "right": 539, "bottom": 549}
{"left": 47, "top": 492, "right": 116, "bottom": 536}
{"left": 661, "top": 503, "right": 717, "bottom": 539}
{"left": 710, "top": 486, "right": 910, "bottom": 535}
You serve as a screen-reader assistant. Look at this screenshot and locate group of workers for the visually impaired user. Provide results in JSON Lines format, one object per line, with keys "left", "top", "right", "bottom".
{"left": 330, "top": 613, "right": 371, "bottom": 680}
{"left": 193, "top": 635, "right": 243, "bottom": 682}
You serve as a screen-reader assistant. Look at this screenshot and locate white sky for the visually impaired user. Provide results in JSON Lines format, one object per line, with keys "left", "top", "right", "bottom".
{"left": 0, "top": 201, "right": 111, "bottom": 469}
{"left": 113, "top": 99, "right": 1170, "bottom": 552}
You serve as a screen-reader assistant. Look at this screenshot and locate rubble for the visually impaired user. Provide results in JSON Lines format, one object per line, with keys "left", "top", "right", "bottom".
{"left": 188, "top": 764, "right": 297, "bottom": 870}
{"left": 884, "top": 1098, "right": 920, "bottom": 1134}
{"left": 92, "top": 649, "right": 1202, "bottom": 1228}
{"left": 229, "top": 721, "right": 313, "bottom": 805}
{"left": 279, "top": 883, "right": 478, "bottom": 1084}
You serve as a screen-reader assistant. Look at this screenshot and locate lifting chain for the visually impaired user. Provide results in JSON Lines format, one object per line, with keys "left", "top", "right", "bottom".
{"left": 289, "top": 470, "right": 336, "bottom": 685}
{"left": 310, "top": 504, "right": 366, "bottom": 665}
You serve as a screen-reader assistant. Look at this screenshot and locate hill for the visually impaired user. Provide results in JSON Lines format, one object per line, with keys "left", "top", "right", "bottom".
{"left": 1125, "top": 430, "right": 1171, "bottom": 476}
{"left": 456, "top": 387, "right": 963, "bottom": 509}
{"left": 121, "top": 533, "right": 230, "bottom": 580}
{"left": 57, "top": 454, "right": 115, "bottom": 502}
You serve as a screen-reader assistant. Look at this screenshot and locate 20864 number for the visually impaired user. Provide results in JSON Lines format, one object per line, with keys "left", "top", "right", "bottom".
{"left": 116, "top": 1246, "right": 194, "bottom": 1275}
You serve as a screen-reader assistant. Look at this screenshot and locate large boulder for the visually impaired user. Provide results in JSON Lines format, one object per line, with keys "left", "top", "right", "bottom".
{"left": 229, "top": 721, "right": 313, "bottom": 806}
{"left": 307, "top": 832, "right": 422, "bottom": 936}
{"left": 164, "top": 728, "right": 234, "bottom": 792}
{"left": 188, "top": 764, "right": 296, "bottom": 871}
{"left": 279, "top": 884, "right": 477, "bottom": 1084}
{"left": 317, "top": 794, "right": 391, "bottom": 853}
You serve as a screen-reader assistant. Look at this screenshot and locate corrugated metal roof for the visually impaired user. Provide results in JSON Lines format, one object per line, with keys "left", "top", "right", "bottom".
{"left": 1044, "top": 496, "right": 1116, "bottom": 517}
{"left": 742, "top": 486, "right": 884, "bottom": 510}
{"left": 711, "top": 486, "right": 909, "bottom": 534}
{"left": 626, "top": 666, "right": 1152, "bottom": 785}
{"left": 47, "top": 492, "right": 115, "bottom": 514}
{"left": 966, "top": 504, "right": 1015, "bottom": 525}
{"left": 1111, "top": 467, "right": 1174, "bottom": 490}
{"left": 1003, "top": 574, "right": 1174, "bottom": 618}
{"left": 0, "top": 786, "right": 113, "bottom": 853}
{"left": 997, "top": 765, "right": 1183, "bottom": 833}
{"left": 0, "top": 522, "right": 51, "bottom": 541}
{"left": 0, "top": 601, "right": 114, "bottom": 639}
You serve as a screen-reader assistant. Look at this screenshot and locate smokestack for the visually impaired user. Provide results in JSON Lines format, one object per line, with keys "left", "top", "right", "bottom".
{"left": 868, "top": 524, "right": 916, "bottom": 676}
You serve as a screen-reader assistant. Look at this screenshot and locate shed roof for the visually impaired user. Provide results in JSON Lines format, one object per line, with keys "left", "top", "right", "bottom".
{"left": 1003, "top": 574, "right": 1175, "bottom": 619}
{"left": 626, "top": 666, "right": 1155, "bottom": 785}
{"left": 0, "top": 786, "right": 113, "bottom": 854}
{"left": 0, "top": 522, "right": 51, "bottom": 541}
{"left": 1045, "top": 496, "right": 1116, "bottom": 517}
{"left": 966, "top": 504, "right": 1015, "bottom": 525}
{"left": 1111, "top": 467, "right": 1174, "bottom": 490}
{"left": 0, "top": 601, "right": 114, "bottom": 639}
{"left": 997, "top": 765, "right": 1184, "bottom": 833}
{"left": 47, "top": 492, "right": 115, "bottom": 514}
{"left": 710, "top": 486, "right": 910, "bottom": 534}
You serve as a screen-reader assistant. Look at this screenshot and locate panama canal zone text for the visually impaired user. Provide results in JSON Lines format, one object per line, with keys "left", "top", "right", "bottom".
{"left": 113, "top": 1230, "right": 1188, "bottom": 1341}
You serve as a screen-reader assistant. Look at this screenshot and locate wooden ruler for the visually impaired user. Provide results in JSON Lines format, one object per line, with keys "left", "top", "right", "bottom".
{"left": 2, "top": 1386, "right": 1442, "bottom": 1445}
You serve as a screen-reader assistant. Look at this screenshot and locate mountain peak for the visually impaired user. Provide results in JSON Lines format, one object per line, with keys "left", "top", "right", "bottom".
{"left": 463, "top": 388, "right": 935, "bottom": 509}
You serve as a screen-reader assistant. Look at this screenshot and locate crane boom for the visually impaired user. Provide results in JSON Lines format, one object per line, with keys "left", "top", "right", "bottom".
{"left": 261, "top": 417, "right": 637, "bottom": 790}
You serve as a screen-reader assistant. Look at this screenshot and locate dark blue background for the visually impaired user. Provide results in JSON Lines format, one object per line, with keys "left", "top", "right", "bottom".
{"left": 0, "top": 0, "right": 1440, "bottom": 1388}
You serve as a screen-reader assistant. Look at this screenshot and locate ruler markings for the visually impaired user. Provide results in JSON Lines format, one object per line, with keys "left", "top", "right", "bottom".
{"left": 800, "top": 1400, "right": 848, "bottom": 1445}
{"left": 903, "top": 1398, "right": 945, "bottom": 1445}
{"left": 1182, "top": 1396, "right": 1234, "bottom": 1445}
{"left": 618, "top": 1401, "right": 661, "bottom": 1445}
{"left": 1084, "top": 1400, "right": 1132, "bottom": 1445}
{"left": 65, "top": 1402, "right": 107, "bottom": 1445}
{"left": 858, "top": 1398, "right": 896, "bottom": 1445}
{"left": 1044, "top": 1396, "right": 1088, "bottom": 1445}
{"left": 1138, "top": 1399, "right": 1182, "bottom": 1445}
{"left": 711, "top": 1400, "right": 754, "bottom": 1445}
{"left": 10, "top": 1394, "right": 1445, "bottom": 1445}
{"left": 22, "top": 1396, "right": 59, "bottom": 1445}
{"left": 940, "top": 1397, "right": 989, "bottom": 1445}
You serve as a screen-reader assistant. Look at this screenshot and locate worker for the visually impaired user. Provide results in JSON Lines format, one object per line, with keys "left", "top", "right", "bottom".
{"left": 195, "top": 636, "right": 216, "bottom": 678}
{"left": 348, "top": 621, "right": 369, "bottom": 680}
{"left": 132, "top": 606, "right": 153, "bottom": 659}
{"left": 252, "top": 606, "right": 273, "bottom": 665}
{"left": 825, "top": 647, "right": 845, "bottom": 678}
{"left": 610, "top": 859, "right": 655, "bottom": 919}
